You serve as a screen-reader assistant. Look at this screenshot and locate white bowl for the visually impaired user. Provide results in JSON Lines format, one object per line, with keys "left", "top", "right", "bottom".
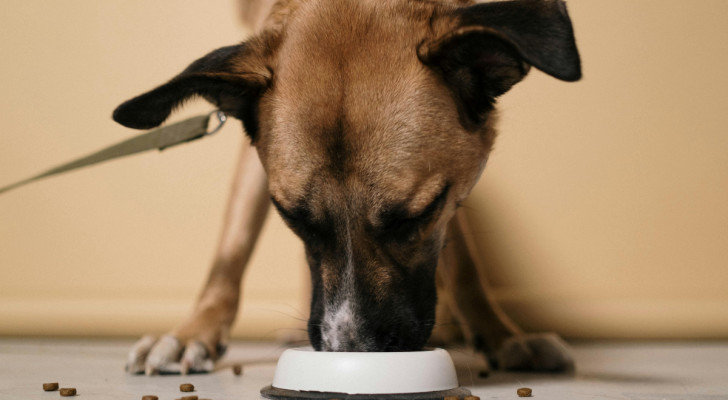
{"left": 271, "top": 347, "right": 459, "bottom": 395}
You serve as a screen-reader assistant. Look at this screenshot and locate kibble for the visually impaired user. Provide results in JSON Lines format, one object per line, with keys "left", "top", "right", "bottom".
{"left": 177, "top": 396, "right": 198, "bottom": 400}
{"left": 180, "top": 383, "right": 195, "bottom": 392}
{"left": 59, "top": 388, "right": 77, "bottom": 397}
{"left": 517, "top": 387, "right": 533, "bottom": 397}
{"left": 42, "top": 382, "right": 59, "bottom": 391}
{"left": 232, "top": 364, "right": 243, "bottom": 376}
{"left": 142, "top": 396, "right": 159, "bottom": 400}
{"left": 465, "top": 396, "right": 481, "bottom": 400}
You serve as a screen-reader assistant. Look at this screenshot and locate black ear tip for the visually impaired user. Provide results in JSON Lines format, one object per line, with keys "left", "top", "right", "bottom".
{"left": 558, "top": 62, "right": 582, "bottom": 82}
{"left": 568, "top": 69, "right": 582, "bottom": 82}
{"left": 112, "top": 98, "right": 168, "bottom": 130}
{"left": 565, "top": 54, "right": 583, "bottom": 81}
{"left": 112, "top": 103, "right": 138, "bottom": 129}
{"left": 545, "top": 44, "right": 582, "bottom": 82}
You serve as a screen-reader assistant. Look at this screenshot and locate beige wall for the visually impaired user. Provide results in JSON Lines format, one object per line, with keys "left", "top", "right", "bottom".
{"left": 1, "top": 1, "right": 726, "bottom": 340}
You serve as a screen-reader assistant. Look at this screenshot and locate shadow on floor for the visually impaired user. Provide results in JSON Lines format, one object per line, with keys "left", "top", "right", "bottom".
{"left": 448, "top": 346, "right": 679, "bottom": 388}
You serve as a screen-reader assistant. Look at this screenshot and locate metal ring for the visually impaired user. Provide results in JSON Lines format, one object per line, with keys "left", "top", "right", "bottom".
{"left": 206, "top": 110, "right": 227, "bottom": 135}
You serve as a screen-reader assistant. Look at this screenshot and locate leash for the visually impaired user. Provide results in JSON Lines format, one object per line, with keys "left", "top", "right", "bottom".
{"left": 0, "top": 110, "right": 227, "bottom": 195}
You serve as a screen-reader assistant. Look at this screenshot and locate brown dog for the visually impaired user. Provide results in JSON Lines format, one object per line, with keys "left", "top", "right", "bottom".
{"left": 115, "top": 0, "right": 581, "bottom": 375}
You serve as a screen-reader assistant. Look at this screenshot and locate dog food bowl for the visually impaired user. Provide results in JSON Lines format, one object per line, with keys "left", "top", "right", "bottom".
{"left": 260, "top": 347, "right": 471, "bottom": 399}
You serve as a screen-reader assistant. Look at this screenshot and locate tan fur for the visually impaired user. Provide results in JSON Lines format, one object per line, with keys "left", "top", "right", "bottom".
{"left": 129, "top": 0, "right": 576, "bottom": 373}
{"left": 240, "top": 0, "right": 506, "bottom": 354}
{"left": 257, "top": 0, "right": 494, "bottom": 216}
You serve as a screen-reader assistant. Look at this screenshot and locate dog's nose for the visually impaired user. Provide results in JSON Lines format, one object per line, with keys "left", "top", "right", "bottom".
{"left": 318, "top": 312, "right": 424, "bottom": 352}
{"left": 319, "top": 330, "right": 372, "bottom": 352}
{"left": 323, "top": 338, "right": 365, "bottom": 352}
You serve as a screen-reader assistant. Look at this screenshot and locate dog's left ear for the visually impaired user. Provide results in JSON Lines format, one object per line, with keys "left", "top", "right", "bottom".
{"left": 418, "top": 0, "right": 581, "bottom": 128}
{"left": 113, "top": 35, "right": 277, "bottom": 138}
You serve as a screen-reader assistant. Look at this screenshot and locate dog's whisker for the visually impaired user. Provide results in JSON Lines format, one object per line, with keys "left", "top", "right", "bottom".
{"left": 282, "top": 340, "right": 313, "bottom": 348}
{"left": 432, "top": 321, "right": 461, "bottom": 328}
{"left": 247, "top": 306, "right": 309, "bottom": 323}
{"left": 276, "top": 302, "right": 309, "bottom": 320}
{"left": 444, "top": 347, "right": 480, "bottom": 386}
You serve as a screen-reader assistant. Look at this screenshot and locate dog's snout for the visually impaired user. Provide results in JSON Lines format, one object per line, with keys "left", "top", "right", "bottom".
{"left": 309, "top": 253, "right": 437, "bottom": 352}
{"left": 290, "top": 171, "right": 443, "bottom": 353}
{"left": 315, "top": 300, "right": 429, "bottom": 352}
{"left": 319, "top": 299, "right": 367, "bottom": 352}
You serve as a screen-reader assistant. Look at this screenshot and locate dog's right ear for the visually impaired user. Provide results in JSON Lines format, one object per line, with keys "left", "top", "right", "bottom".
{"left": 113, "top": 37, "right": 275, "bottom": 137}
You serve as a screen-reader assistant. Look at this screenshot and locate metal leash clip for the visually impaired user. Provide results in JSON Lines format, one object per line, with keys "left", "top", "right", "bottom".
{"left": 206, "top": 110, "right": 227, "bottom": 136}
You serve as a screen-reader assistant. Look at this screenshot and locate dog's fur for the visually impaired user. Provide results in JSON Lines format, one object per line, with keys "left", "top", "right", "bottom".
{"left": 115, "top": 0, "right": 580, "bottom": 375}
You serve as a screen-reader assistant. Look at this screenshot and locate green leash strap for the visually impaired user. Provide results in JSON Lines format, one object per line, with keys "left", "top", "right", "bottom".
{"left": 0, "top": 111, "right": 227, "bottom": 195}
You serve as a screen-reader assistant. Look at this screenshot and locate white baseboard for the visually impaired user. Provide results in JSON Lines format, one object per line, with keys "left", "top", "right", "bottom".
{"left": 2, "top": 292, "right": 726, "bottom": 339}
{"left": 0, "top": 296, "right": 307, "bottom": 341}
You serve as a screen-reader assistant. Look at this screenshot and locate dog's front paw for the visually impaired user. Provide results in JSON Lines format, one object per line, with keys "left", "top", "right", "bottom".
{"left": 126, "top": 297, "right": 236, "bottom": 375}
{"left": 494, "top": 333, "right": 575, "bottom": 373}
{"left": 126, "top": 333, "right": 221, "bottom": 375}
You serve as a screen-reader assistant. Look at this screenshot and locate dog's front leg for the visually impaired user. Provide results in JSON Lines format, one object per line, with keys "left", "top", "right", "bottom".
{"left": 126, "top": 141, "right": 269, "bottom": 375}
{"left": 437, "top": 209, "right": 575, "bottom": 373}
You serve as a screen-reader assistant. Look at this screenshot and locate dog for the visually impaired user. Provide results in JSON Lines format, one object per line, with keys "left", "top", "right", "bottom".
{"left": 114, "top": 0, "right": 581, "bottom": 375}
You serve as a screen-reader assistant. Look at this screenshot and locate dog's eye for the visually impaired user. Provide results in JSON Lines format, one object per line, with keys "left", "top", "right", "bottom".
{"left": 271, "top": 197, "right": 306, "bottom": 224}
{"left": 271, "top": 197, "right": 332, "bottom": 245}
{"left": 381, "top": 215, "right": 423, "bottom": 241}
{"left": 377, "top": 184, "right": 451, "bottom": 241}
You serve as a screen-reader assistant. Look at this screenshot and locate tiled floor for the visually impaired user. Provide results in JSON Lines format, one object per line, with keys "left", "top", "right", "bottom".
{"left": 1, "top": 338, "right": 726, "bottom": 399}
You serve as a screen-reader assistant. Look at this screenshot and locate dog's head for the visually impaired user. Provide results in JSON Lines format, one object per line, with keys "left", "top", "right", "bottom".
{"left": 114, "top": 0, "right": 580, "bottom": 352}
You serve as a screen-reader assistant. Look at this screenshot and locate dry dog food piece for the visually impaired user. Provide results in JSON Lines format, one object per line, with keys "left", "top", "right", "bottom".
{"left": 177, "top": 396, "right": 198, "bottom": 400}
{"left": 232, "top": 364, "right": 243, "bottom": 376}
{"left": 180, "top": 383, "right": 195, "bottom": 392}
{"left": 142, "top": 396, "right": 159, "bottom": 400}
{"left": 465, "top": 396, "right": 481, "bottom": 400}
{"left": 444, "top": 397, "right": 459, "bottom": 400}
{"left": 42, "top": 382, "right": 59, "bottom": 391}
{"left": 59, "top": 388, "right": 77, "bottom": 396}
{"left": 517, "top": 387, "right": 533, "bottom": 397}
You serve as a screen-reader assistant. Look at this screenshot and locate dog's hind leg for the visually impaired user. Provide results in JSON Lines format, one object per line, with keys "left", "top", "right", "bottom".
{"left": 436, "top": 208, "right": 575, "bottom": 373}
{"left": 126, "top": 142, "right": 270, "bottom": 375}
